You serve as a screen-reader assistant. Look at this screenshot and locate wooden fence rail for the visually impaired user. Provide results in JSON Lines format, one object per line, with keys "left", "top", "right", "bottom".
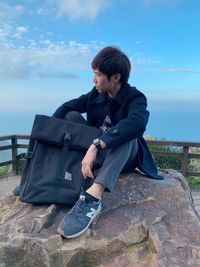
{"left": 146, "top": 140, "right": 200, "bottom": 177}
{"left": 0, "top": 135, "right": 200, "bottom": 178}
{"left": 0, "top": 135, "right": 29, "bottom": 175}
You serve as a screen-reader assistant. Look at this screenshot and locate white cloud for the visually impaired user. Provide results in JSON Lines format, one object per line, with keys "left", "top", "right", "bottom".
{"left": 131, "top": 53, "right": 160, "bottom": 66}
{"left": 0, "top": 2, "right": 26, "bottom": 41}
{"left": 14, "top": 26, "right": 28, "bottom": 38}
{"left": 0, "top": 40, "right": 102, "bottom": 80}
{"left": 0, "top": 35, "right": 163, "bottom": 80}
{"left": 0, "top": 2, "right": 24, "bottom": 23}
{"left": 37, "top": 71, "right": 78, "bottom": 79}
{"left": 142, "top": 0, "right": 181, "bottom": 7}
{"left": 0, "top": 1, "right": 105, "bottom": 81}
{"left": 0, "top": 24, "right": 12, "bottom": 41}
{"left": 36, "top": 8, "right": 44, "bottom": 15}
{"left": 151, "top": 68, "right": 200, "bottom": 74}
{"left": 47, "top": 0, "right": 111, "bottom": 21}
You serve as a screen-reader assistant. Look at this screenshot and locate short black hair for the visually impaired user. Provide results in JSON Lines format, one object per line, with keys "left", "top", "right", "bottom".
{"left": 91, "top": 46, "right": 131, "bottom": 84}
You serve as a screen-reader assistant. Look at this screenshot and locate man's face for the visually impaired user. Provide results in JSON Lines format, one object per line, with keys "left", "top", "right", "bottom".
{"left": 93, "top": 69, "right": 115, "bottom": 93}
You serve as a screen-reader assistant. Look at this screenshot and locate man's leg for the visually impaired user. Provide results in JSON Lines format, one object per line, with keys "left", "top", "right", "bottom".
{"left": 64, "top": 110, "right": 88, "bottom": 125}
{"left": 58, "top": 111, "right": 138, "bottom": 238}
{"left": 58, "top": 139, "right": 138, "bottom": 238}
{"left": 87, "top": 139, "right": 138, "bottom": 196}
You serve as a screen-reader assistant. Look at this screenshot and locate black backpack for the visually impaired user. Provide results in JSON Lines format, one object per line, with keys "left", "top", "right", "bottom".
{"left": 19, "top": 114, "right": 101, "bottom": 205}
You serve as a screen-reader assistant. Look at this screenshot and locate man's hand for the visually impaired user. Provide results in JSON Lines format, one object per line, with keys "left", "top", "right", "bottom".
{"left": 81, "top": 144, "right": 98, "bottom": 179}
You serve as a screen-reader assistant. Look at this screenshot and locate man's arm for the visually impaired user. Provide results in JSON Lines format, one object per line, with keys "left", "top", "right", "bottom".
{"left": 82, "top": 91, "right": 149, "bottom": 179}
{"left": 81, "top": 144, "right": 97, "bottom": 179}
{"left": 81, "top": 139, "right": 107, "bottom": 179}
{"left": 100, "top": 94, "right": 149, "bottom": 148}
{"left": 52, "top": 91, "right": 91, "bottom": 119}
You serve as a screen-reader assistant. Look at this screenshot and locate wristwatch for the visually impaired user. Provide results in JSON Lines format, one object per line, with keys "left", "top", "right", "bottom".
{"left": 93, "top": 138, "right": 102, "bottom": 150}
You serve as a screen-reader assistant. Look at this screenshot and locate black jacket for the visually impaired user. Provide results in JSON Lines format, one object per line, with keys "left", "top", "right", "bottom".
{"left": 53, "top": 83, "right": 163, "bottom": 180}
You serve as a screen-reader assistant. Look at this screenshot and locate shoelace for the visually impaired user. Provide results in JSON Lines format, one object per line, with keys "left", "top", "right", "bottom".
{"left": 72, "top": 198, "right": 87, "bottom": 216}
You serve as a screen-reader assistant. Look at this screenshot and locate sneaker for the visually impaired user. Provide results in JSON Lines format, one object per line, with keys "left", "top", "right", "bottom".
{"left": 57, "top": 191, "right": 101, "bottom": 238}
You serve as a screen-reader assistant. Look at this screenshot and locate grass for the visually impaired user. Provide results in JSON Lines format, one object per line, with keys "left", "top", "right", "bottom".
{"left": 0, "top": 165, "right": 12, "bottom": 177}
{"left": 187, "top": 176, "right": 200, "bottom": 188}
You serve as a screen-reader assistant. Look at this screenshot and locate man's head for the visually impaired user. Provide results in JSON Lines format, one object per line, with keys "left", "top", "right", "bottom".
{"left": 91, "top": 46, "right": 131, "bottom": 85}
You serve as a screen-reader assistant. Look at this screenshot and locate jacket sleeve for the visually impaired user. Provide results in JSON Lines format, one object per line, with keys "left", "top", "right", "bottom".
{"left": 100, "top": 94, "right": 149, "bottom": 148}
{"left": 52, "top": 91, "right": 91, "bottom": 119}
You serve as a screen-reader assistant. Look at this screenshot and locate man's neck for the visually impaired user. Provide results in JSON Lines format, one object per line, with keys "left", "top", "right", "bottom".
{"left": 108, "top": 83, "right": 122, "bottom": 98}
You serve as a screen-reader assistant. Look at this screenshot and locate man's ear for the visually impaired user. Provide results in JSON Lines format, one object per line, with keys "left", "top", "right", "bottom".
{"left": 112, "top": 73, "right": 121, "bottom": 83}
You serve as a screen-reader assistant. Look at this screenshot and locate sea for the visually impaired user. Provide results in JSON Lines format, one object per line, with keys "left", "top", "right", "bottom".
{"left": 0, "top": 109, "right": 199, "bottom": 142}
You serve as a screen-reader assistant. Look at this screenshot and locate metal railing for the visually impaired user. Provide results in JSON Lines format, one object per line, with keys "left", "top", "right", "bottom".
{"left": 0, "top": 135, "right": 200, "bottom": 178}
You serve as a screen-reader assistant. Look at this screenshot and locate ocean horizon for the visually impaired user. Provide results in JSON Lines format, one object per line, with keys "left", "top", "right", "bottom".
{"left": 0, "top": 109, "right": 199, "bottom": 142}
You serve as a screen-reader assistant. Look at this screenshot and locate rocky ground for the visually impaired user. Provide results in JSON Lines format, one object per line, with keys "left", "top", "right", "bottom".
{"left": 0, "top": 169, "right": 200, "bottom": 267}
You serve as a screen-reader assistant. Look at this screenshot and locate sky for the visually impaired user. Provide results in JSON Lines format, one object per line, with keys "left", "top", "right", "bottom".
{"left": 0, "top": 0, "right": 200, "bottom": 139}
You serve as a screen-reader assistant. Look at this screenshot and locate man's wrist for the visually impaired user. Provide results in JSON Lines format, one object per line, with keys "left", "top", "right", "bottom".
{"left": 93, "top": 138, "right": 107, "bottom": 150}
{"left": 90, "top": 144, "right": 98, "bottom": 151}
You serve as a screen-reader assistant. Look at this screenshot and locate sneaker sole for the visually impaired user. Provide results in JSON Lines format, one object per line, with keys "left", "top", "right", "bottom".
{"left": 57, "top": 205, "right": 101, "bottom": 238}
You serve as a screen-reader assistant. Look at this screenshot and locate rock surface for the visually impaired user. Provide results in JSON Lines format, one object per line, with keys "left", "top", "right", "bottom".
{"left": 0, "top": 170, "right": 200, "bottom": 267}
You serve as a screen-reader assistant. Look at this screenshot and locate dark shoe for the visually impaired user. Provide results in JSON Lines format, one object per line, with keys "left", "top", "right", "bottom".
{"left": 57, "top": 191, "right": 101, "bottom": 238}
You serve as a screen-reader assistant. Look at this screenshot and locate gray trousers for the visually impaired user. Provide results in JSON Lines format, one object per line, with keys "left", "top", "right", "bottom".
{"left": 64, "top": 111, "right": 138, "bottom": 192}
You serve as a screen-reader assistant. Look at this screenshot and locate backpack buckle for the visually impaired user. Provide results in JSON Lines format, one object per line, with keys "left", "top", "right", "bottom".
{"left": 64, "top": 132, "right": 71, "bottom": 143}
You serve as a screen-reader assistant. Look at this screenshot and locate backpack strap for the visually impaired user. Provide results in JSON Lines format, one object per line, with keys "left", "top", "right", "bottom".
{"left": 57, "top": 132, "right": 71, "bottom": 181}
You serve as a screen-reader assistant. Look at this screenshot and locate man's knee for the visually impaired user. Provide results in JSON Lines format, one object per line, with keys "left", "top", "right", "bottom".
{"left": 64, "top": 111, "right": 88, "bottom": 125}
{"left": 64, "top": 111, "right": 81, "bottom": 121}
{"left": 121, "top": 139, "right": 138, "bottom": 172}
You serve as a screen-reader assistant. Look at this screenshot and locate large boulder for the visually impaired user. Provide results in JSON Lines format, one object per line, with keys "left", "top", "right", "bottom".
{"left": 0, "top": 170, "right": 200, "bottom": 267}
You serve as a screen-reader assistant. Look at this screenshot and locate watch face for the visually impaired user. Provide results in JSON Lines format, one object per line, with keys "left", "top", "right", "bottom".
{"left": 93, "top": 138, "right": 101, "bottom": 150}
{"left": 93, "top": 138, "right": 100, "bottom": 145}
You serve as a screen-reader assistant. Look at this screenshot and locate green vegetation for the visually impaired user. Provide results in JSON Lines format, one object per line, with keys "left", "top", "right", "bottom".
{"left": 187, "top": 150, "right": 200, "bottom": 187}
{"left": 0, "top": 165, "right": 11, "bottom": 177}
{"left": 16, "top": 155, "right": 26, "bottom": 174}
{"left": 187, "top": 176, "right": 200, "bottom": 188}
{"left": 0, "top": 153, "right": 26, "bottom": 177}
{"left": 147, "top": 138, "right": 200, "bottom": 188}
{"left": 148, "top": 142, "right": 182, "bottom": 170}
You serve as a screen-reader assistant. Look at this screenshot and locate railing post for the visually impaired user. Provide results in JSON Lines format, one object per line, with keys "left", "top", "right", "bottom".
{"left": 11, "top": 136, "right": 17, "bottom": 175}
{"left": 181, "top": 146, "right": 189, "bottom": 177}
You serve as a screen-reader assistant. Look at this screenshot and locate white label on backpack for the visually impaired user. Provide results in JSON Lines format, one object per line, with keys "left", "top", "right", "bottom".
{"left": 65, "top": 172, "right": 72, "bottom": 181}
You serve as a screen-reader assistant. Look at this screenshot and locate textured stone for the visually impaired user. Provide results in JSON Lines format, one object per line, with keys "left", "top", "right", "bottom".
{"left": 0, "top": 170, "right": 200, "bottom": 267}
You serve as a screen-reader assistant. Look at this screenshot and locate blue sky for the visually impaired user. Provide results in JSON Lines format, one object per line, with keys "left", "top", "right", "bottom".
{"left": 0, "top": 0, "right": 200, "bottom": 137}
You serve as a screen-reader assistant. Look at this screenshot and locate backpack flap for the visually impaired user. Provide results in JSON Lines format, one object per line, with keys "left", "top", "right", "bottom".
{"left": 31, "top": 115, "right": 67, "bottom": 146}
{"left": 31, "top": 114, "right": 101, "bottom": 151}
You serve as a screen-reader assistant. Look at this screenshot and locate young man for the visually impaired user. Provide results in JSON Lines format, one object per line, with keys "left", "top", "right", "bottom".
{"left": 54, "top": 46, "right": 163, "bottom": 238}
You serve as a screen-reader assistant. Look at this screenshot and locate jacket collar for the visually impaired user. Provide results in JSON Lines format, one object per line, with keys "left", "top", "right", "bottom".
{"left": 95, "top": 83, "right": 130, "bottom": 105}
{"left": 95, "top": 91, "right": 108, "bottom": 104}
{"left": 112, "top": 83, "right": 130, "bottom": 105}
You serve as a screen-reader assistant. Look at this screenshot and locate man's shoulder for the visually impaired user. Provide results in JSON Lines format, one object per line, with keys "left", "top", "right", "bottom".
{"left": 126, "top": 84, "right": 147, "bottom": 99}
